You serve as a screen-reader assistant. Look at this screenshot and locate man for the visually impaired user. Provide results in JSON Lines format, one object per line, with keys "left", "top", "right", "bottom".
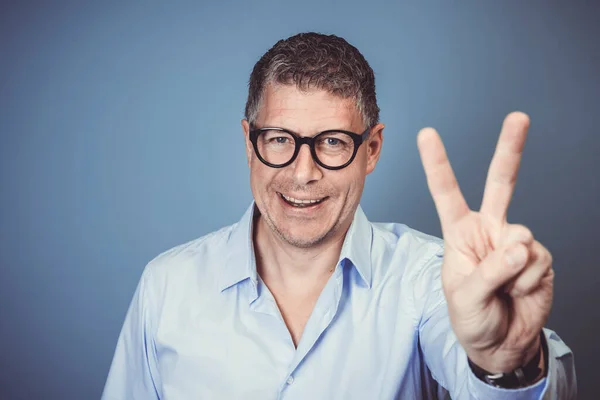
{"left": 103, "top": 33, "right": 576, "bottom": 399}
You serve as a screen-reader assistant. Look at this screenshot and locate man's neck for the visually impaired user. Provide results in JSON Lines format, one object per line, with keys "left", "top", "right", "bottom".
{"left": 253, "top": 216, "right": 347, "bottom": 296}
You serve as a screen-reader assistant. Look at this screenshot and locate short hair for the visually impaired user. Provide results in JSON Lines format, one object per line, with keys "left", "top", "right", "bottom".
{"left": 244, "top": 32, "right": 379, "bottom": 129}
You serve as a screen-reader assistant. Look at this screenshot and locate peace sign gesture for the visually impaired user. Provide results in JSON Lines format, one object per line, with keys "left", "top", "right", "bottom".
{"left": 418, "top": 112, "right": 553, "bottom": 374}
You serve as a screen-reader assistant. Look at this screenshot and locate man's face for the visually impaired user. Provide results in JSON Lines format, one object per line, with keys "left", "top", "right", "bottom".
{"left": 243, "top": 84, "right": 383, "bottom": 248}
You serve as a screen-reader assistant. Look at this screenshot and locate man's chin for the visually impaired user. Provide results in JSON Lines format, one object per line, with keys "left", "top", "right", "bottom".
{"left": 273, "top": 224, "right": 331, "bottom": 249}
{"left": 279, "top": 232, "right": 328, "bottom": 249}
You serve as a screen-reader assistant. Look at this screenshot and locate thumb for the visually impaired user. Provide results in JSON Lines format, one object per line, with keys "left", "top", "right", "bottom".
{"left": 461, "top": 243, "right": 530, "bottom": 304}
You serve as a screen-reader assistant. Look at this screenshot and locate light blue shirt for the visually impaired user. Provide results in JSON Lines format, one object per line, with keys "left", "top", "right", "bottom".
{"left": 103, "top": 204, "right": 576, "bottom": 399}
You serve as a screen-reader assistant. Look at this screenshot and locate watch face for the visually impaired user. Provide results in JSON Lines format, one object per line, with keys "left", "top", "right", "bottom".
{"left": 486, "top": 369, "right": 524, "bottom": 388}
{"left": 484, "top": 373, "right": 505, "bottom": 386}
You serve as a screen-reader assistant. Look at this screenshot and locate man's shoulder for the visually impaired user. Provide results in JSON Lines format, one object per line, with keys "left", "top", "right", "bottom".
{"left": 142, "top": 222, "right": 238, "bottom": 281}
{"left": 371, "top": 220, "right": 444, "bottom": 259}
{"left": 369, "top": 221, "right": 446, "bottom": 308}
{"left": 368, "top": 220, "right": 444, "bottom": 286}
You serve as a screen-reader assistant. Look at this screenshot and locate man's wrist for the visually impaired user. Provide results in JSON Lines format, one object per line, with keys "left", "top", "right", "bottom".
{"left": 468, "top": 332, "right": 548, "bottom": 388}
{"left": 467, "top": 333, "right": 541, "bottom": 373}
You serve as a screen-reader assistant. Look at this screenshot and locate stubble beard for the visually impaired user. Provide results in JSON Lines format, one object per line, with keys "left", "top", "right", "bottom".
{"left": 259, "top": 180, "right": 336, "bottom": 248}
{"left": 260, "top": 209, "right": 334, "bottom": 249}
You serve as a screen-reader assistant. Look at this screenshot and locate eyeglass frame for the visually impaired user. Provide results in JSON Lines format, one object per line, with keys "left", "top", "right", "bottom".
{"left": 248, "top": 125, "right": 371, "bottom": 170}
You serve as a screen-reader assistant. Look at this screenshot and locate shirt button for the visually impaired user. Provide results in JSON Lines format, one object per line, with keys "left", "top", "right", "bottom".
{"left": 286, "top": 376, "right": 294, "bottom": 385}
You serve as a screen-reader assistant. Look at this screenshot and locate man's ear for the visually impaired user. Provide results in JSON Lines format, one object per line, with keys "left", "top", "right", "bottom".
{"left": 366, "top": 123, "right": 384, "bottom": 175}
{"left": 242, "top": 119, "right": 252, "bottom": 168}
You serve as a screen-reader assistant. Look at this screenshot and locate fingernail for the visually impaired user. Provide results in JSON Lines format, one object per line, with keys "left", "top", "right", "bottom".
{"left": 506, "top": 247, "right": 527, "bottom": 267}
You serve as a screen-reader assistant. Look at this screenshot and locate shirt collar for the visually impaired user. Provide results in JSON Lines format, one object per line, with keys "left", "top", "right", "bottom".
{"left": 219, "top": 203, "right": 258, "bottom": 292}
{"left": 339, "top": 205, "right": 373, "bottom": 288}
{"left": 219, "top": 202, "right": 373, "bottom": 292}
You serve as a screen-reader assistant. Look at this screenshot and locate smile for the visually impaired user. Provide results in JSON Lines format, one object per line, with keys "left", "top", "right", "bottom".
{"left": 279, "top": 193, "right": 327, "bottom": 207}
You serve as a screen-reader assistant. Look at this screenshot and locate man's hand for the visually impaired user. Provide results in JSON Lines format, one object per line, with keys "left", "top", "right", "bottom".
{"left": 417, "top": 111, "right": 553, "bottom": 374}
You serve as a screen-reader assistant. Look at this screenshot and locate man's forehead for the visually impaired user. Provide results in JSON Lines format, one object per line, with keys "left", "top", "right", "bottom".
{"left": 258, "top": 83, "right": 361, "bottom": 131}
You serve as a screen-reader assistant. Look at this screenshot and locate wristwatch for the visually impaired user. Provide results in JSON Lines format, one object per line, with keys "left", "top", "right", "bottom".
{"left": 468, "top": 332, "right": 548, "bottom": 389}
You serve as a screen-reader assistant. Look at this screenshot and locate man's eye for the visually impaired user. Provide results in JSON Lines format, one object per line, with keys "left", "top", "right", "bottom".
{"left": 271, "top": 136, "right": 290, "bottom": 144}
{"left": 325, "top": 138, "right": 341, "bottom": 146}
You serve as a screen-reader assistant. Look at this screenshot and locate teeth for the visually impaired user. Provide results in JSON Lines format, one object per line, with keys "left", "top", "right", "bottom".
{"left": 281, "top": 193, "right": 323, "bottom": 204}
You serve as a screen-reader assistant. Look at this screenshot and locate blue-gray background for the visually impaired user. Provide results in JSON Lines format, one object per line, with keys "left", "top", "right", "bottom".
{"left": 1, "top": 2, "right": 598, "bottom": 399}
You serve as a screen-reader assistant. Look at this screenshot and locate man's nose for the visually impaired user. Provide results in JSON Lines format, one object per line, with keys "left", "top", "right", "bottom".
{"left": 291, "top": 144, "right": 323, "bottom": 185}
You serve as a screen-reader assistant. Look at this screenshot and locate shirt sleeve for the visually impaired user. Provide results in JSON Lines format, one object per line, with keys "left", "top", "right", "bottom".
{"left": 102, "top": 268, "right": 162, "bottom": 400}
{"left": 416, "top": 251, "right": 577, "bottom": 399}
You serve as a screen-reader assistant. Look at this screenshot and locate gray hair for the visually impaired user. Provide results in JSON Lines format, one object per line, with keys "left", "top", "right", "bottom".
{"left": 244, "top": 32, "right": 379, "bottom": 129}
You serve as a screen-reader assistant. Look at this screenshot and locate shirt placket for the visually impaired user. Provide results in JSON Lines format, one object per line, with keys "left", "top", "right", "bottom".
{"left": 276, "top": 265, "right": 345, "bottom": 399}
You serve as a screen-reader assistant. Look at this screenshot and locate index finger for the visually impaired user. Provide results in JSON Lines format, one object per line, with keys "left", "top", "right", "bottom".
{"left": 480, "top": 111, "right": 530, "bottom": 221}
{"left": 417, "top": 127, "right": 470, "bottom": 232}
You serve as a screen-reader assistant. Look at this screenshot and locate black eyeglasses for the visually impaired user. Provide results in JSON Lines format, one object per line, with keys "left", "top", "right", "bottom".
{"left": 249, "top": 126, "right": 371, "bottom": 170}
